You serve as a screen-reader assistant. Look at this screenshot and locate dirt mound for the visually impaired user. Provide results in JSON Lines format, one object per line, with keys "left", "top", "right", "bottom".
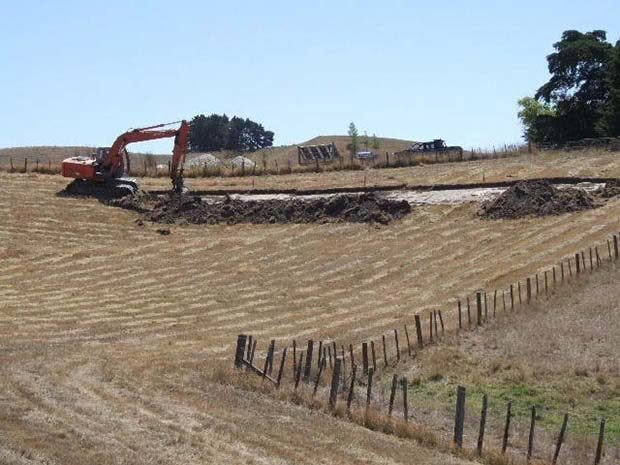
{"left": 479, "top": 180, "right": 598, "bottom": 220}
{"left": 109, "top": 192, "right": 411, "bottom": 225}
{"left": 594, "top": 180, "right": 620, "bottom": 199}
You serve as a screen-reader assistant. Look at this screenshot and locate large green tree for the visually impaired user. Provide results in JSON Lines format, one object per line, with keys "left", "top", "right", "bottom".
{"left": 531, "top": 30, "right": 615, "bottom": 143}
{"left": 189, "top": 114, "right": 274, "bottom": 152}
{"left": 598, "top": 41, "right": 620, "bottom": 136}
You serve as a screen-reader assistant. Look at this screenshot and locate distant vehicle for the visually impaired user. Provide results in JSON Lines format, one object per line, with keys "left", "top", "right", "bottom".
{"left": 355, "top": 151, "right": 377, "bottom": 160}
{"left": 408, "top": 139, "right": 463, "bottom": 155}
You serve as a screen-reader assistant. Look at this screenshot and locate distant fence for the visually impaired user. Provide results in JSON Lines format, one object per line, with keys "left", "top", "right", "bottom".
{"left": 233, "top": 232, "right": 620, "bottom": 464}
{"left": 540, "top": 137, "right": 620, "bottom": 152}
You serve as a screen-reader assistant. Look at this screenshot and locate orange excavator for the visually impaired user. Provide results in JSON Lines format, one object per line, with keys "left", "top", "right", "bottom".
{"left": 62, "top": 120, "right": 191, "bottom": 196}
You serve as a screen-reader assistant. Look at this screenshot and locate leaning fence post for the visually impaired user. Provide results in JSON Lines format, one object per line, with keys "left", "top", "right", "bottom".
{"left": 362, "top": 342, "right": 369, "bottom": 375}
{"left": 414, "top": 314, "right": 423, "bottom": 349}
{"left": 388, "top": 374, "right": 398, "bottom": 416}
{"left": 454, "top": 386, "right": 466, "bottom": 448}
{"left": 552, "top": 413, "right": 568, "bottom": 464}
{"left": 502, "top": 401, "right": 512, "bottom": 454}
{"left": 313, "top": 357, "right": 326, "bottom": 396}
{"left": 328, "top": 358, "right": 342, "bottom": 409}
{"left": 527, "top": 406, "right": 536, "bottom": 461}
{"left": 303, "top": 340, "right": 314, "bottom": 382}
{"left": 267, "top": 339, "right": 275, "bottom": 375}
{"left": 594, "top": 418, "right": 605, "bottom": 465}
{"left": 394, "top": 328, "right": 400, "bottom": 361}
{"left": 502, "top": 290, "right": 506, "bottom": 311}
{"left": 234, "top": 335, "right": 247, "bottom": 368}
{"left": 404, "top": 325, "right": 411, "bottom": 356}
{"left": 317, "top": 341, "right": 323, "bottom": 368}
{"left": 477, "top": 394, "right": 488, "bottom": 456}
{"left": 276, "top": 347, "right": 287, "bottom": 388}
{"left": 438, "top": 311, "right": 445, "bottom": 334}
{"left": 246, "top": 335, "right": 253, "bottom": 362}
{"left": 347, "top": 363, "right": 357, "bottom": 410}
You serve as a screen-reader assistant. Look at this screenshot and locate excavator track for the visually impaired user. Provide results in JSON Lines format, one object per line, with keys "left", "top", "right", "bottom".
{"left": 63, "top": 179, "right": 138, "bottom": 199}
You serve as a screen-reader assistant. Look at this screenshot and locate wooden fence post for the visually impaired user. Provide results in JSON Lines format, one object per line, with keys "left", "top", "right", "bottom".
{"left": 608, "top": 239, "right": 613, "bottom": 261}
{"left": 366, "top": 368, "right": 374, "bottom": 409}
{"left": 476, "top": 292, "right": 482, "bottom": 326}
{"left": 596, "top": 246, "right": 600, "bottom": 267}
{"left": 518, "top": 281, "right": 522, "bottom": 306}
{"left": 544, "top": 271, "right": 548, "bottom": 294}
{"left": 371, "top": 341, "right": 377, "bottom": 371}
{"left": 295, "top": 353, "right": 304, "bottom": 390}
{"left": 561, "top": 262, "right": 565, "bottom": 282}
{"left": 502, "top": 290, "right": 506, "bottom": 312}
{"left": 526, "top": 278, "right": 532, "bottom": 304}
{"left": 246, "top": 335, "right": 253, "bottom": 361}
{"left": 535, "top": 274, "right": 539, "bottom": 297}
{"left": 402, "top": 377, "right": 409, "bottom": 422}
{"left": 612, "top": 235, "right": 617, "bottom": 260}
{"left": 477, "top": 394, "right": 488, "bottom": 456}
{"left": 438, "top": 311, "right": 445, "bottom": 334}
{"left": 458, "top": 300, "right": 462, "bottom": 330}
{"left": 484, "top": 292, "right": 488, "bottom": 321}
{"left": 414, "top": 314, "right": 423, "bottom": 349}
{"left": 502, "top": 401, "right": 512, "bottom": 454}
{"left": 467, "top": 296, "right": 472, "bottom": 326}
{"left": 527, "top": 406, "right": 536, "bottom": 461}
{"left": 234, "top": 335, "right": 247, "bottom": 368}
{"left": 576, "top": 253, "right": 581, "bottom": 274}
{"left": 553, "top": 266, "right": 556, "bottom": 285}
{"left": 404, "top": 325, "right": 411, "bottom": 356}
{"left": 349, "top": 344, "right": 354, "bottom": 366}
{"left": 347, "top": 363, "right": 356, "bottom": 410}
{"left": 328, "top": 358, "right": 342, "bottom": 409}
{"left": 429, "top": 312, "right": 434, "bottom": 342}
{"left": 382, "top": 334, "right": 388, "bottom": 367}
{"left": 589, "top": 248, "right": 593, "bottom": 272}
{"left": 313, "top": 357, "right": 326, "bottom": 396}
{"left": 250, "top": 339, "right": 257, "bottom": 365}
{"left": 552, "top": 413, "right": 568, "bottom": 465}
{"left": 317, "top": 341, "right": 323, "bottom": 368}
{"left": 388, "top": 374, "right": 398, "bottom": 416}
{"left": 493, "top": 290, "right": 497, "bottom": 317}
{"left": 510, "top": 285, "right": 514, "bottom": 310}
{"left": 362, "top": 342, "right": 369, "bottom": 375}
{"left": 276, "top": 347, "right": 287, "bottom": 388}
{"left": 568, "top": 259, "right": 573, "bottom": 276}
{"left": 594, "top": 418, "right": 605, "bottom": 465}
{"left": 454, "top": 386, "right": 466, "bottom": 448}
{"left": 303, "top": 340, "right": 314, "bottom": 382}
{"left": 267, "top": 340, "right": 275, "bottom": 375}
{"left": 292, "top": 340, "right": 297, "bottom": 374}
{"left": 394, "top": 329, "right": 400, "bottom": 361}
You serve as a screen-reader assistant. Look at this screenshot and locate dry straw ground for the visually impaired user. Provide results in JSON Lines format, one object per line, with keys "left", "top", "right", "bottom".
{"left": 1, "top": 150, "right": 619, "bottom": 464}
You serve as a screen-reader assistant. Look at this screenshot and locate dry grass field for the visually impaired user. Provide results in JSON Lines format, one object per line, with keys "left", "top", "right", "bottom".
{"left": 1, "top": 150, "right": 620, "bottom": 464}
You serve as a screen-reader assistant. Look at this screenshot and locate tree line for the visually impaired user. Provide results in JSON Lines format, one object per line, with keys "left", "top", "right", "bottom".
{"left": 519, "top": 30, "right": 620, "bottom": 145}
{"left": 189, "top": 114, "right": 274, "bottom": 152}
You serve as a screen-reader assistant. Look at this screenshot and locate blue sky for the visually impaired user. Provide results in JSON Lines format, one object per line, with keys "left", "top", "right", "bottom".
{"left": 1, "top": 1, "right": 619, "bottom": 153}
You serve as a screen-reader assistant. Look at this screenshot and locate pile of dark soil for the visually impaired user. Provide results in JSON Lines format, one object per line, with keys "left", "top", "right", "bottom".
{"left": 479, "top": 180, "right": 598, "bottom": 220}
{"left": 594, "top": 180, "right": 620, "bottom": 199}
{"left": 110, "top": 192, "right": 411, "bottom": 225}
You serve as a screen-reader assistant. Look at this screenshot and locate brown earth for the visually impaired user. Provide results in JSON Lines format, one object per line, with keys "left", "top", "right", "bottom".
{"left": 110, "top": 192, "right": 412, "bottom": 225}
{"left": 478, "top": 180, "right": 599, "bottom": 220}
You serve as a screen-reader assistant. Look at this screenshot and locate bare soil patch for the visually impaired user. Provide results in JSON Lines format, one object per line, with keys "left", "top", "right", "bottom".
{"left": 479, "top": 180, "right": 599, "bottom": 219}
{"left": 110, "top": 192, "right": 412, "bottom": 225}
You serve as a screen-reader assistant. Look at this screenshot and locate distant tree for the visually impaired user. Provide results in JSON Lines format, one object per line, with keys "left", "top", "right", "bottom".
{"left": 533, "top": 30, "right": 615, "bottom": 143}
{"left": 348, "top": 122, "right": 359, "bottom": 156}
{"left": 371, "top": 133, "right": 380, "bottom": 150}
{"left": 362, "top": 131, "right": 369, "bottom": 149}
{"left": 517, "top": 96, "right": 556, "bottom": 142}
{"left": 189, "top": 114, "right": 274, "bottom": 152}
{"left": 598, "top": 40, "right": 620, "bottom": 136}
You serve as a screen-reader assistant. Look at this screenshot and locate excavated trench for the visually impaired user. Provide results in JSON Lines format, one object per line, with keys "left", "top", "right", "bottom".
{"left": 59, "top": 177, "right": 620, "bottom": 226}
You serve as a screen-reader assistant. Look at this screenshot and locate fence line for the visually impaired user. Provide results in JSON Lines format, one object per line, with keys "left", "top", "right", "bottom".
{"left": 233, "top": 231, "right": 620, "bottom": 464}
